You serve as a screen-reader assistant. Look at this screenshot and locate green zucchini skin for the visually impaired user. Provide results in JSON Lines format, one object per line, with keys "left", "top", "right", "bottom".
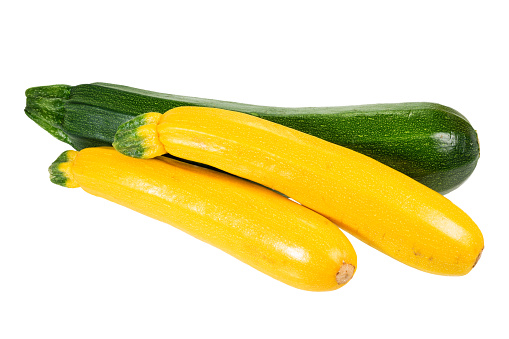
{"left": 25, "top": 83, "right": 479, "bottom": 194}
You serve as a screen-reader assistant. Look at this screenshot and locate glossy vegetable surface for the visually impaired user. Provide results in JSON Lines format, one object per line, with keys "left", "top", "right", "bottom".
{"left": 49, "top": 147, "right": 357, "bottom": 291}
{"left": 26, "top": 83, "right": 480, "bottom": 194}
{"left": 114, "top": 107, "right": 484, "bottom": 275}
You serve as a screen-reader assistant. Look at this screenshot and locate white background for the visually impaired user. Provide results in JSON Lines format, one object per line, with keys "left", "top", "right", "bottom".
{"left": 1, "top": 1, "right": 508, "bottom": 338}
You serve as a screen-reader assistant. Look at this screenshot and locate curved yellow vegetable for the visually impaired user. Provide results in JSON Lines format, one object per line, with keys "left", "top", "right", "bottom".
{"left": 49, "top": 147, "right": 357, "bottom": 291}
{"left": 114, "top": 107, "right": 484, "bottom": 276}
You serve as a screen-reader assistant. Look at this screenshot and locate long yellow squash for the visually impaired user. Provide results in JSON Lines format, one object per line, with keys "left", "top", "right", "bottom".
{"left": 49, "top": 147, "right": 357, "bottom": 291}
{"left": 114, "top": 107, "right": 484, "bottom": 276}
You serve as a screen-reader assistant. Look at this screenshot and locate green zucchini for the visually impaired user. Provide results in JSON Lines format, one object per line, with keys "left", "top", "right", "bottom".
{"left": 25, "top": 82, "right": 479, "bottom": 194}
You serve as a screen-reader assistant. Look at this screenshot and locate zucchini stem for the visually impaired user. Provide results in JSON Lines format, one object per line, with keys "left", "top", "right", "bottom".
{"left": 113, "top": 112, "right": 166, "bottom": 158}
{"left": 25, "top": 85, "right": 72, "bottom": 145}
{"left": 49, "top": 150, "right": 79, "bottom": 188}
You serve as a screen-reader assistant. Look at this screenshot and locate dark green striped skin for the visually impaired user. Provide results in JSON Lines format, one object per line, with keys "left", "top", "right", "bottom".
{"left": 25, "top": 83, "right": 480, "bottom": 194}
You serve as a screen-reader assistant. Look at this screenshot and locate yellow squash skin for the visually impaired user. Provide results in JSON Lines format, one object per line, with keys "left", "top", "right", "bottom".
{"left": 51, "top": 147, "right": 357, "bottom": 292}
{"left": 117, "top": 107, "right": 484, "bottom": 276}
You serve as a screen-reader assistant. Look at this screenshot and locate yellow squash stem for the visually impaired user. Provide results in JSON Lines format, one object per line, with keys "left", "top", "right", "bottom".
{"left": 49, "top": 147, "right": 357, "bottom": 292}
{"left": 114, "top": 107, "right": 484, "bottom": 276}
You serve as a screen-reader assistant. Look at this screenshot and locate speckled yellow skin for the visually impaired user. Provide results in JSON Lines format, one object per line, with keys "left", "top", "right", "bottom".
{"left": 56, "top": 147, "right": 357, "bottom": 291}
{"left": 144, "top": 106, "right": 484, "bottom": 276}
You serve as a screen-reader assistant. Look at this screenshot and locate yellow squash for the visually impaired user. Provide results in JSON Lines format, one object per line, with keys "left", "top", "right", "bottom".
{"left": 49, "top": 147, "right": 357, "bottom": 292}
{"left": 114, "top": 107, "right": 484, "bottom": 276}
